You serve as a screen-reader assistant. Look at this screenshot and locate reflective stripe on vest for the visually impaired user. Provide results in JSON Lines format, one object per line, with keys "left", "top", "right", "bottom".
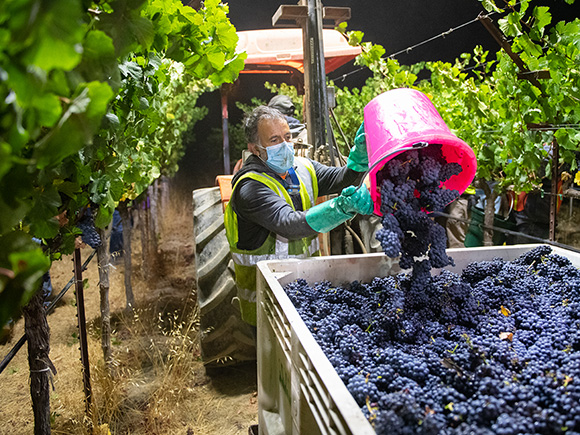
{"left": 230, "top": 236, "right": 320, "bottom": 266}
{"left": 224, "top": 159, "right": 319, "bottom": 325}
{"left": 294, "top": 156, "right": 318, "bottom": 209}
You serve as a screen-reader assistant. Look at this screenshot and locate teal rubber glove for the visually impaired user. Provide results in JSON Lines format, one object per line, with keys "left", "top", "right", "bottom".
{"left": 305, "top": 184, "right": 374, "bottom": 233}
{"left": 346, "top": 122, "right": 369, "bottom": 172}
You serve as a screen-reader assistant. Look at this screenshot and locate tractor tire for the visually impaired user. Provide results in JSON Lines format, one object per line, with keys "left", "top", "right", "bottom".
{"left": 192, "top": 186, "right": 256, "bottom": 366}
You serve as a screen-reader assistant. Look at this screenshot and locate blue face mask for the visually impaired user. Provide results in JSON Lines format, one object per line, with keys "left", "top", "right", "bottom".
{"left": 259, "top": 141, "right": 295, "bottom": 174}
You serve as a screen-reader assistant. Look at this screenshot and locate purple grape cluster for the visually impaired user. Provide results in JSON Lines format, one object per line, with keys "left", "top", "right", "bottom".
{"left": 284, "top": 246, "right": 580, "bottom": 434}
{"left": 375, "top": 144, "right": 461, "bottom": 272}
{"left": 76, "top": 215, "right": 102, "bottom": 248}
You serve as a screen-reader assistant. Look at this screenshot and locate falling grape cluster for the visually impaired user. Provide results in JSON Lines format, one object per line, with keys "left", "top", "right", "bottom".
{"left": 76, "top": 215, "right": 102, "bottom": 248}
{"left": 374, "top": 144, "right": 462, "bottom": 273}
{"left": 284, "top": 245, "right": 580, "bottom": 434}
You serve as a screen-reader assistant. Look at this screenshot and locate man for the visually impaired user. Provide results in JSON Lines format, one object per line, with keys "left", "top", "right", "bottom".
{"left": 224, "top": 105, "right": 372, "bottom": 325}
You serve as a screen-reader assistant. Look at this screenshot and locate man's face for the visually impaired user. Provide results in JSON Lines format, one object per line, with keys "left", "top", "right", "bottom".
{"left": 251, "top": 118, "right": 291, "bottom": 158}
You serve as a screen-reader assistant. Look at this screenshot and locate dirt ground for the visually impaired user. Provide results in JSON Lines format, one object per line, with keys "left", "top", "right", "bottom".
{"left": 0, "top": 189, "right": 258, "bottom": 435}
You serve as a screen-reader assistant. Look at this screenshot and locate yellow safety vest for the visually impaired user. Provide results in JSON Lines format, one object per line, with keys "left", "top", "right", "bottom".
{"left": 224, "top": 157, "right": 319, "bottom": 325}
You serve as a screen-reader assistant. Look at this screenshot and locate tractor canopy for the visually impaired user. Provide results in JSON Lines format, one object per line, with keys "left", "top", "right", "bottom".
{"left": 236, "top": 28, "right": 361, "bottom": 75}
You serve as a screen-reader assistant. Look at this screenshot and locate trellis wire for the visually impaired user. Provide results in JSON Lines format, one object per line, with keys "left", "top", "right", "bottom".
{"left": 387, "top": 16, "right": 483, "bottom": 59}
{"left": 472, "top": 124, "right": 580, "bottom": 134}
{"left": 331, "top": 7, "right": 508, "bottom": 83}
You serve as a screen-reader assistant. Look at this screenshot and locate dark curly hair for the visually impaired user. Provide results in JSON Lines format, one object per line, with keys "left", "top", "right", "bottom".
{"left": 243, "top": 105, "right": 286, "bottom": 144}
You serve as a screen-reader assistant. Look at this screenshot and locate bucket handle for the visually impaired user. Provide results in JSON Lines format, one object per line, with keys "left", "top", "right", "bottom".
{"left": 355, "top": 141, "right": 429, "bottom": 191}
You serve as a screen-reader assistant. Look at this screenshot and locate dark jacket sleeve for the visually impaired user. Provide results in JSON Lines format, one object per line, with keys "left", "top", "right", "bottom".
{"left": 312, "top": 160, "right": 365, "bottom": 196}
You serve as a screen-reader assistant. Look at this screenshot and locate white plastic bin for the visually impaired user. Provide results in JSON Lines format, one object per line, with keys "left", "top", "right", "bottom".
{"left": 256, "top": 244, "right": 580, "bottom": 434}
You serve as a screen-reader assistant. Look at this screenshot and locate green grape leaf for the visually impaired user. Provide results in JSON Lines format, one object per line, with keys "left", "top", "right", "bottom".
{"left": 109, "top": 177, "right": 125, "bottom": 203}
{"left": 533, "top": 6, "right": 551, "bottom": 31}
{"left": 518, "top": 34, "right": 543, "bottom": 58}
{"left": 215, "top": 21, "right": 238, "bottom": 48}
{"left": 0, "top": 191, "right": 30, "bottom": 236}
{"left": 119, "top": 61, "right": 143, "bottom": 81}
{"left": 555, "top": 129, "right": 580, "bottom": 150}
{"left": 132, "top": 16, "right": 155, "bottom": 50}
{"left": 23, "top": 0, "right": 85, "bottom": 71}
{"left": 99, "top": 0, "right": 153, "bottom": 57}
{"left": 209, "top": 54, "right": 245, "bottom": 84}
{"left": 31, "top": 92, "right": 62, "bottom": 127}
{"left": 481, "top": 0, "right": 503, "bottom": 13}
{"left": 206, "top": 50, "right": 225, "bottom": 69}
{"left": 85, "top": 81, "right": 114, "bottom": 119}
{"left": 94, "top": 203, "right": 113, "bottom": 228}
{"left": 33, "top": 90, "right": 90, "bottom": 168}
{"left": 499, "top": 14, "right": 522, "bottom": 38}
{"left": 28, "top": 185, "right": 62, "bottom": 238}
{"left": 4, "top": 64, "right": 43, "bottom": 109}
{"left": 103, "top": 113, "right": 121, "bottom": 130}
{"left": 0, "top": 142, "right": 13, "bottom": 180}
{"left": 138, "top": 96, "right": 150, "bottom": 110}
{"left": 348, "top": 31, "right": 365, "bottom": 46}
{"left": 0, "top": 232, "right": 51, "bottom": 328}
{"left": 47, "top": 69, "right": 71, "bottom": 98}
{"left": 79, "top": 30, "right": 119, "bottom": 86}
{"left": 34, "top": 81, "right": 113, "bottom": 168}
{"left": 336, "top": 21, "right": 348, "bottom": 34}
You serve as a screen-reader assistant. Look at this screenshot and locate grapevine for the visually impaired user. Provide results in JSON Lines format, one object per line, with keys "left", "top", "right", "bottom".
{"left": 0, "top": 0, "right": 244, "bottom": 326}
{"left": 329, "top": 0, "right": 580, "bottom": 245}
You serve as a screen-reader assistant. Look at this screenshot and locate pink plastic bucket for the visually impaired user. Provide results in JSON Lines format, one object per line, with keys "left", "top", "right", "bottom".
{"left": 364, "top": 88, "right": 477, "bottom": 216}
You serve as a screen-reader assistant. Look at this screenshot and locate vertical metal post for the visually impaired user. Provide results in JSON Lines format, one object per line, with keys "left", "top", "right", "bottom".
{"left": 549, "top": 139, "right": 559, "bottom": 241}
{"left": 301, "top": 0, "right": 330, "bottom": 160}
{"left": 221, "top": 86, "right": 231, "bottom": 175}
{"left": 73, "top": 248, "right": 93, "bottom": 415}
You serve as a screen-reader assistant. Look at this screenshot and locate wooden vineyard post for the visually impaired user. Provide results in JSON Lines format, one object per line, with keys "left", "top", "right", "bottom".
{"left": 96, "top": 226, "right": 112, "bottom": 367}
{"left": 148, "top": 181, "right": 159, "bottom": 258}
{"left": 118, "top": 201, "right": 135, "bottom": 310}
{"left": 159, "top": 176, "right": 170, "bottom": 232}
{"left": 139, "top": 198, "right": 151, "bottom": 282}
{"left": 73, "top": 248, "right": 93, "bottom": 418}
{"left": 23, "top": 286, "right": 54, "bottom": 435}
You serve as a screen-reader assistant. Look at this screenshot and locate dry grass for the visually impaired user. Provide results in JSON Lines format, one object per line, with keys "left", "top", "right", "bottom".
{"left": 0, "top": 186, "right": 258, "bottom": 435}
{"left": 83, "top": 303, "right": 204, "bottom": 435}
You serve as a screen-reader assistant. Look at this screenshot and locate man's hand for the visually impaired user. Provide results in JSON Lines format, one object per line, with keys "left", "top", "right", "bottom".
{"left": 346, "top": 122, "right": 369, "bottom": 172}
{"left": 305, "top": 184, "right": 374, "bottom": 233}
{"left": 336, "top": 185, "right": 374, "bottom": 216}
